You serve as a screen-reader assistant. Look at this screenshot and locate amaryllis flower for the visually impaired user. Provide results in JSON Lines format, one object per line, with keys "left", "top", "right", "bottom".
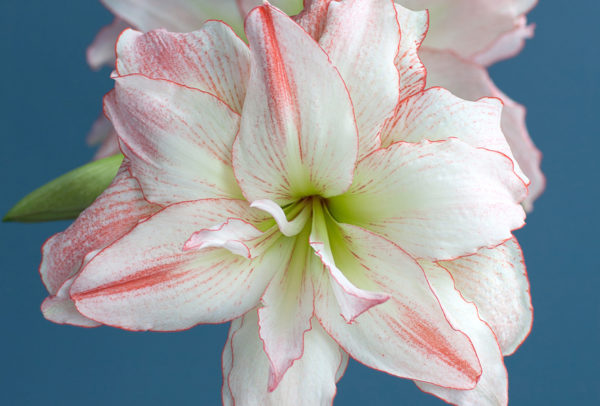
{"left": 44, "top": 0, "right": 533, "bottom": 404}
{"left": 87, "top": 0, "right": 544, "bottom": 210}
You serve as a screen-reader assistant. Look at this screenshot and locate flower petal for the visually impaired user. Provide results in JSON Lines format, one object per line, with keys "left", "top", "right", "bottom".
{"left": 318, "top": 0, "right": 401, "bottom": 158}
{"left": 102, "top": 0, "right": 245, "bottom": 33}
{"left": 417, "top": 262, "right": 508, "bottom": 406}
{"left": 183, "top": 218, "right": 264, "bottom": 258}
{"left": 116, "top": 24, "right": 250, "bottom": 113}
{"left": 393, "top": 4, "right": 428, "bottom": 103}
{"left": 314, "top": 223, "right": 482, "bottom": 389}
{"left": 250, "top": 199, "right": 312, "bottom": 237}
{"left": 232, "top": 4, "right": 358, "bottom": 203}
{"left": 42, "top": 275, "right": 101, "bottom": 328}
{"left": 87, "top": 18, "right": 129, "bottom": 70}
{"left": 39, "top": 164, "right": 159, "bottom": 295}
{"left": 402, "top": 0, "right": 536, "bottom": 59}
{"left": 258, "top": 231, "right": 315, "bottom": 390}
{"left": 104, "top": 74, "right": 243, "bottom": 205}
{"left": 439, "top": 238, "right": 533, "bottom": 355}
{"left": 70, "top": 199, "right": 290, "bottom": 331}
{"left": 381, "top": 86, "right": 527, "bottom": 182}
{"left": 292, "top": 0, "right": 333, "bottom": 40}
{"left": 472, "top": 16, "right": 535, "bottom": 66}
{"left": 223, "top": 310, "right": 347, "bottom": 406}
{"left": 420, "top": 48, "right": 544, "bottom": 211}
{"left": 328, "top": 138, "right": 527, "bottom": 261}
{"left": 310, "top": 201, "right": 389, "bottom": 323}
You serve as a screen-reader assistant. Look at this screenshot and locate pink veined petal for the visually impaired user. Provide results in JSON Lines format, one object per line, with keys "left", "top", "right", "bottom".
{"left": 472, "top": 16, "right": 535, "bottom": 67}
{"left": 39, "top": 164, "right": 159, "bottom": 295}
{"left": 328, "top": 138, "right": 527, "bottom": 261}
{"left": 104, "top": 74, "right": 243, "bottom": 205}
{"left": 292, "top": 0, "right": 334, "bottom": 40}
{"left": 116, "top": 24, "right": 250, "bottom": 113}
{"left": 258, "top": 235, "right": 315, "bottom": 391}
{"left": 42, "top": 274, "right": 101, "bottom": 328}
{"left": 87, "top": 18, "right": 129, "bottom": 70}
{"left": 101, "top": 0, "right": 244, "bottom": 33}
{"left": 183, "top": 218, "right": 264, "bottom": 258}
{"left": 439, "top": 237, "right": 533, "bottom": 356}
{"left": 223, "top": 310, "right": 347, "bottom": 406}
{"left": 400, "top": 0, "right": 536, "bottom": 60}
{"left": 232, "top": 4, "right": 358, "bottom": 203}
{"left": 310, "top": 201, "right": 389, "bottom": 323}
{"left": 70, "top": 199, "right": 289, "bottom": 331}
{"left": 381, "top": 86, "right": 528, "bottom": 184}
{"left": 393, "top": 4, "right": 428, "bottom": 103}
{"left": 314, "top": 223, "right": 482, "bottom": 389}
{"left": 420, "top": 48, "right": 544, "bottom": 211}
{"left": 417, "top": 262, "right": 508, "bottom": 406}
{"left": 318, "top": 0, "right": 401, "bottom": 158}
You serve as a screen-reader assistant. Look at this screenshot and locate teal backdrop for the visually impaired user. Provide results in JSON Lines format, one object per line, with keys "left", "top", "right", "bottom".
{"left": 1, "top": 1, "right": 598, "bottom": 404}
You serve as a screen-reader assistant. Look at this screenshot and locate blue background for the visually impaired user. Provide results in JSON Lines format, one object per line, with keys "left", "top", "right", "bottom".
{"left": 1, "top": 1, "right": 598, "bottom": 405}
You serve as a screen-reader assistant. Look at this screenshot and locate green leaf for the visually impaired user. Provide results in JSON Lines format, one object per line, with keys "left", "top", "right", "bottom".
{"left": 3, "top": 154, "right": 124, "bottom": 223}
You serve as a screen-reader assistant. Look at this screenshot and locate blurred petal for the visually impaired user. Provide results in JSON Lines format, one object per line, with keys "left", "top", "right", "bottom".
{"left": 116, "top": 24, "right": 250, "bottom": 113}
{"left": 328, "top": 139, "right": 527, "bottom": 260}
{"left": 421, "top": 49, "right": 544, "bottom": 210}
{"left": 315, "top": 223, "right": 482, "bottom": 389}
{"left": 439, "top": 238, "right": 533, "bottom": 355}
{"left": 233, "top": 5, "right": 358, "bottom": 203}
{"left": 70, "top": 199, "right": 291, "bottom": 331}
{"left": 87, "top": 18, "right": 129, "bottom": 70}
{"left": 105, "top": 74, "right": 243, "bottom": 204}
{"left": 417, "top": 262, "right": 508, "bottom": 406}
{"left": 223, "top": 310, "right": 347, "bottom": 406}
{"left": 472, "top": 16, "right": 535, "bottom": 66}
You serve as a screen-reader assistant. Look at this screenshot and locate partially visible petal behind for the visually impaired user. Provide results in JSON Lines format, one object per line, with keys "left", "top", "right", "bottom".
{"left": 439, "top": 238, "right": 533, "bottom": 355}
{"left": 223, "top": 310, "right": 348, "bottom": 406}
{"left": 421, "top": 49, "right": 544, "bottom": 210}
{"left": 87, "top": 18, "right": 129, "bottom": 70}
{"left": 472, "top": 16, "right": 535, "bottom": 67}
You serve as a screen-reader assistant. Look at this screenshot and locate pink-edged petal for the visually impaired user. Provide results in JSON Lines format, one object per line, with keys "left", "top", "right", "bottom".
{"left": 40, "top": 164, "right": 159, "bottom": 295}
{"left": 87, "top": 18, "right": 129, "bottom": 70}
{"left": 223, "top": 310, "right": 347, "bottom": 406}
{"left": 70, "top": 199, "right": 289, "bottom": 331}
{"left": 116, "top": 24, "right": 250, "bottom": 113}
{"left": 183, "top": 218, "right": 264, "bottom": 258}
{"left": 315, "top": 223, "right": 482, "bottom": 389}
{"left": 393, "top": 4, "right": 428, "bottom": 103}
{"left": 250, "top": 199, "right": 311, "bottom": 237}
{"left": 381, "top": 86, "right": 527, "bottom": 182}
{"left": 258, "top": 235, "right": 315, "bottom": 391}
{"left": 402, "top": 0, "right": 536, "bottom": 59}
{"left": 232, "top": 5, "right": 358, "bottom": 203}
{"left": 292, "top": 0, "right": 333, "bottom": 40}
{"left": 421, "top": 49, "right": 544, "bottom": 211}
{"left": 417, "top": 262, "right": 508, "bottom": 406}
{"left": 318, "top": 0, "right": 401, "bottom": 157}
{"left": 310, "top": 201, "right": 389, "bottom": 323}
{"left": 104, "top": 74, "right": 243, "bottom": 205}
{"left": 328, "top": 139, "right": 527, "bottom": 261}
{"left": 439, "top": 237, "right": 533, "bottom": 355}
{"left": 473, "top": 16, "right": 535, "bottom": 66}
{"left": 102, "top": 0, "right": 244, "bottom": 33}
{"left": 42, "top": 274, "right": 101, "bottom": 328}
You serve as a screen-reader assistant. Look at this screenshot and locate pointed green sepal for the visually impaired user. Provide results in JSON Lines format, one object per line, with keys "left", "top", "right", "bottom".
{"left": 3, "top": 154, "right": 124, "bottom": 223}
